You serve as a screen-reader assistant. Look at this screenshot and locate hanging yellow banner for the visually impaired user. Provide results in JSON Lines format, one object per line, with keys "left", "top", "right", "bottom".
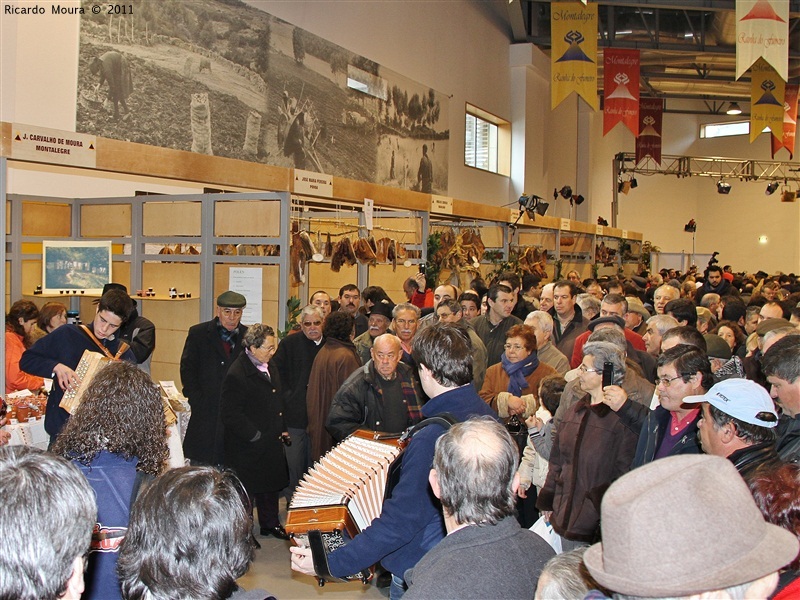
{"left": 750, "top": 58, "right": 785, "bottom": 143}
{"left": 551, "top": 2, "right": 598, "bottom": 110}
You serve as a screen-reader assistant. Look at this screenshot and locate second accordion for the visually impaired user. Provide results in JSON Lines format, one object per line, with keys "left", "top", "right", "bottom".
{"left": 286, "top": 430, "right": 402, "bottom": 584}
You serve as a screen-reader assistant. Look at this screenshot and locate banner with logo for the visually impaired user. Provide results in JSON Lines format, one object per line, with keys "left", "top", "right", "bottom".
{"left": 750, "top": 58, "right": 785, "bottom": 143}
{"left": 736, "top": 0, "right": 789, "bottom": 81}
{"left": 603, "top": 49, "right": 640, "bottom": 136}
{"left": 551, "top": 2, "right": 599, "bottom": 110}
{"left": 771, "top": 84, "right": 798, "bottom": 159}
{"left": 635, "top": 98, "right": 663, "bottom": 165}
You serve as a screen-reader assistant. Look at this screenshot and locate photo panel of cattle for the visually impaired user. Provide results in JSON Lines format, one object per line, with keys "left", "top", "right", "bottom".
{"left": 76, "top": 0, "right": 450, "bottom": 194}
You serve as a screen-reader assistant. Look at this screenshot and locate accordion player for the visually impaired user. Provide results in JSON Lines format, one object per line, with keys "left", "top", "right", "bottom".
{"left": 286, "top": 429, "right": 403, "bottom": 585}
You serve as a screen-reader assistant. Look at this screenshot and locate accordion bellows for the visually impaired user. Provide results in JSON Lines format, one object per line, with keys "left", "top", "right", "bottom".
{"left": 286, "top": 431, "right": 402, "bottom": 540}
{"left": 59, "top": 350, "right": 110, "bottom": 414}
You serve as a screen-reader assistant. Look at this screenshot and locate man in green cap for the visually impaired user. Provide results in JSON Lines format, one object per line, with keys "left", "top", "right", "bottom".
{"left": 180, "top": 290, "right": 248, "bottom": 465}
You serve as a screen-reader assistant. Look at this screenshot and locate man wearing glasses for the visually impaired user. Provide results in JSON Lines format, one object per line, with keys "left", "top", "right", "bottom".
{"left": 602, "top": 344, "right": 711, "bottom": 469}
{"left": 271, "top": 304, "right": 326, "bottom": 498}
{"left": 180, "top": 290, "right": 248, "bottom": 465}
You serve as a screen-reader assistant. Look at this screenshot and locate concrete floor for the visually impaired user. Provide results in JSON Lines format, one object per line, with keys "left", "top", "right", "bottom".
{"left": 237, "top": 500, "right": 387, "bottom": 600}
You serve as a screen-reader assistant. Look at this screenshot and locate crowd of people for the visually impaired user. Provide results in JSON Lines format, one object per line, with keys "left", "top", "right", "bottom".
{"left": 2, "top": 262, "right": 800, "bottom": 599}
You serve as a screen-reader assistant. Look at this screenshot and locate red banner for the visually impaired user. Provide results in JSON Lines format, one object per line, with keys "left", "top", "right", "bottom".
{"left": 636, "top": 98, "right": 663, "bottom": 165}
{"left": 604, "top": 49, "right": 640, "bottom": 136}
{"left": 771, "top": 84, "right": 798, "bottom": 159}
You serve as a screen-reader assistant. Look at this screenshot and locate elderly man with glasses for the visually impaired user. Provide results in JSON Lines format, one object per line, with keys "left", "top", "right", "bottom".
{"left": 271, "top": 304, "right": 326, "bottom": 499}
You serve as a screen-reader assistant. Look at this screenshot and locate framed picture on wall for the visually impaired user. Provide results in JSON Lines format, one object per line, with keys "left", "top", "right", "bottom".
{"left": 42, "top": 240, "right": 112, "bottom": 295}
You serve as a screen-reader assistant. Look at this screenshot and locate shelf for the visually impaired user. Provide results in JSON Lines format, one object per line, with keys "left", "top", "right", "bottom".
{"left": 135, "top": 295, "right": 199, "bottom": 301}
{"left": 27, "top": 292, "right": 100, "bottom": 298}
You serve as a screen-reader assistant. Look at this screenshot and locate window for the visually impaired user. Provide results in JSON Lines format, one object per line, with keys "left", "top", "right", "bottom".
{"left": 700, "top": 121, "right": 750, "bottom": 139}
{"left": 465, "top": 113, "right": 498, "bottom": 172}
{"left": 464, "top": 104, "right": 510, "bottom": 176}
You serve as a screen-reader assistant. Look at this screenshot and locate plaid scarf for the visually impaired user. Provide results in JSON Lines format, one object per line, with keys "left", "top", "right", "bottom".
{"left": 374, "top": 364, "right": 423, "bottom": 425}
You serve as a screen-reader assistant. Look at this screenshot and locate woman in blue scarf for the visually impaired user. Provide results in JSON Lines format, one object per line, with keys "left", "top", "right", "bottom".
{"left": 479, "top": 324, "right": 557, "bottom": 419}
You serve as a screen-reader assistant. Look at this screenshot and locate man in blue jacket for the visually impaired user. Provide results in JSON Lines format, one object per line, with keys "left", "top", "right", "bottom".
{"left": 20, "top": 288, "right": 136, "bottom": 443}
{"left": 290, "top": 323, "right": 497, "bottom": 599}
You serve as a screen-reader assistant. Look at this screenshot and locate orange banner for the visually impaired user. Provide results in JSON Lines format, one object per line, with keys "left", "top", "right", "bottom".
{"left": 771, "top": 84, "right": 798, "bottom": 159}
{"left": 603, "top": 49, "right": 639, "bottom": 136}
{"left": 636, "top": 98, "right": 663, "bottom": 165}
{"left": 736, "top": 0, "right": 788, "bottom": 81}
{"left": 750, "top": 58, "right": 785, "bottom": 143}
{"left": 551, "top": 2, "right": 598, "bottom": 110}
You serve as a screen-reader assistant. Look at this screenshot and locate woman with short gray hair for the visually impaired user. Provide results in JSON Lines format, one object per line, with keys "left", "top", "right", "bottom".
{"left": 221, "top": 323, "right": 290, "bottom": 542}
{"left": 536, "top": 341, "right": 638, "bottom": 551}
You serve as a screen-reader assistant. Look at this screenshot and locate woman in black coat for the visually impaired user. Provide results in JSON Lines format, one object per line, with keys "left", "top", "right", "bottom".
{"left": 221, "top": 323, "right": 290, "bottom": 540}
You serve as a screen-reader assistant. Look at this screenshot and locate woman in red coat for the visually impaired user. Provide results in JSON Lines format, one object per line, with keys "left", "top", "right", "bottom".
{"left": 5, "top": 300, "right": 44, "bottom": 394}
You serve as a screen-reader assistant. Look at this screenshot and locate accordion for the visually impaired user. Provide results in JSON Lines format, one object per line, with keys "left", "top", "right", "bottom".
{"left": 59, "top": 350, "right": 110, "bottom": 414}
{"left": 286, "top": 430, "right": 403, "bottom": 584}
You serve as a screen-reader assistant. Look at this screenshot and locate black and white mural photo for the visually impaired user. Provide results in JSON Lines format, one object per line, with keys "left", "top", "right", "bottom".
{"left": 75, "top": 0, "right": 450, "bottom": 194}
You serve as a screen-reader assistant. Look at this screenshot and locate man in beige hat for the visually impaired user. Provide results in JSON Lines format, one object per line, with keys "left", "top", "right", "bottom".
{"left": 624, "top": 297, "right": 649, "bottom": 336}
{"left": 583, "top": 454, "right": 799, "bottom": 599}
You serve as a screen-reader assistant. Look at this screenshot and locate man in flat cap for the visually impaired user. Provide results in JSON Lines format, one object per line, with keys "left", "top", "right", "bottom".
{"left": 180, "top": 290, "right": 248, "bottom": 465}
{"left": 583, "top": 454, "right": 798, "bottom": 600}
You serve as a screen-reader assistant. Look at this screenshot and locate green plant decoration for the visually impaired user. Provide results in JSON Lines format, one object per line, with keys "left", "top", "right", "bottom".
{"left": 424, "top": 232, "right": 443, "bottom": 289}
{"left": 639, "top": 240, "right": 661, "bottom": 273}
{"left": 553, "top": 258, "right": 564, "bottom": 281}
{"left": 279, "top": 296, "right": 302, "bottom": 339}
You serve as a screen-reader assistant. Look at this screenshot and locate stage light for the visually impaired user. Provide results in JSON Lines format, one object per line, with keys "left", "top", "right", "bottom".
{"left": 558, "top": 186, "right": 572, "bottom": 199}
{"left": 518, "top": 194, "right": 549, "bottom": 217}
{"left": 630, "top": 177, "right": 638, "bottom": 188}
{"left": 765, "top": 182, "right": 779, "bottom": 195}
{"left": 726, "top": 102, "right": 742, "bottom": 115}
{"left": 717, "top": 180, "right": 731, "bottom": 194}
{"left": 781, "top": 190, "right": 796, "bottom": 203}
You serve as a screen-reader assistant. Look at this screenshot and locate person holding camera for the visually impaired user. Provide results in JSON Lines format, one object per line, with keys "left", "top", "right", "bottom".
{"left": 536, "top": 341, "right": 638, "bottom": 552}
{"left": 220, "top": 323, "right": 290, "bottom": 542}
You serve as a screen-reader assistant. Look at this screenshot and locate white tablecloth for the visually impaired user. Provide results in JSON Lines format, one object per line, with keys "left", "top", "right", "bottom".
{"left": 6, "top": 419, "right": 49, "bottom": 450}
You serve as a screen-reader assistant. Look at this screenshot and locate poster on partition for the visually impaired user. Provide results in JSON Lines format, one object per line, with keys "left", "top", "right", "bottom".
{"left": 42, "top": 240, "right": 112, "bottom": 295}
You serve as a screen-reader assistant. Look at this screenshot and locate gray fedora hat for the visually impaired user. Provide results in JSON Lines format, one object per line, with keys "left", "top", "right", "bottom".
{"left": 584, "top": 454, "right": 798, "bottom": 597}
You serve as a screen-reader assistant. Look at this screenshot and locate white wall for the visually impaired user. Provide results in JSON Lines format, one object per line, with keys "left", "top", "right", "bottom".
{"left": 2, "top": 1, "right": 798, "bottom": 273}
{"left": 588, "top": 107, "right": 800, "bottom": 274}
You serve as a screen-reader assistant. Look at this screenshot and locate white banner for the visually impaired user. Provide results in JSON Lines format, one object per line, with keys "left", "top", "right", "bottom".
{"left": 736, "top": 0, "right": 789, "bottom": 81}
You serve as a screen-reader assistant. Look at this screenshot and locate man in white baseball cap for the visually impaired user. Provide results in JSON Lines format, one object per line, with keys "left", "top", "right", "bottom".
{"left": 684, "top": 378, "right": 782, "bottom": 484}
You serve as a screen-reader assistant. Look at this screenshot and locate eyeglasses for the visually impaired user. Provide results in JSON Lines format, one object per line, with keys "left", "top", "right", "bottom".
{"left": 578, "top": 365, "right": 602, "bottom": 374}
{"left": 503, "top": 344, "right": 526, "bottom": 351}
{"left": 221, "top": 308, "right": 243, "bottom": 317}
{"left": 655, "top": 373, "right": 691, "bottom": 387}
{"left": 302, "top": 320, "right": 322, "bottom": 327}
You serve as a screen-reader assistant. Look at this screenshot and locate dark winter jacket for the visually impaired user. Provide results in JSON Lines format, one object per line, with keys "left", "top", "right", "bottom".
{"left": 20, "top": 324, "right": 136, "bottom": 439}
{"left": 180, "top": 318, "right": 248, "bottom": 465}
{"left": 220, "top": 352, "right": 289, "bottom": 494}
{"left": 537, "top": 396, "right": 638, "bottom": 543}
{"left": 326, "top": 385, "right": 498, "bottom": 579}
{"left": 326, "top": 360, "right": 423, "bottom": 441}
{"left": 549, "top": 304, "right": 590, "bottom": 359}
{"left": 270, "top": 331, "right": 324, "bottom": 429}
{"left": 777, "top": 414, "right": 800, "bottom": 464}
{"left": 625, "top": 404, "right": 702, "bottom": 468}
